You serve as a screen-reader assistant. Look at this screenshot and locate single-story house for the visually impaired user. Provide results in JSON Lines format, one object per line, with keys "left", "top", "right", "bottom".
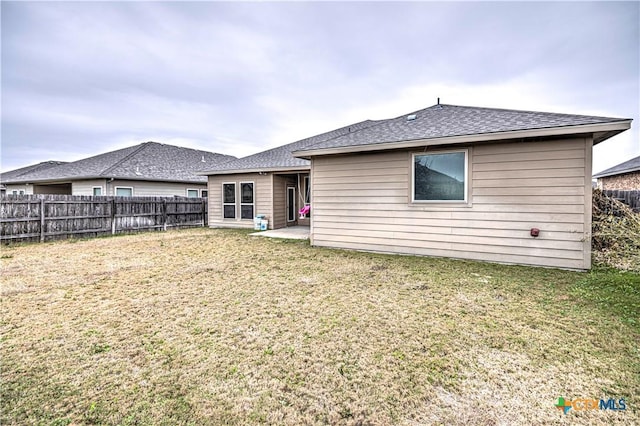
{"left": 1, "top": 142, "right": 235, "bottom": 197}
{"left": 593, "top": 155, "right": 640, "bottom": 190}
{"left": 202, "top": 120, "right": 379, "bottom": 229}
{"left": 203, "top": 103, "right": 631, "bottom": 270}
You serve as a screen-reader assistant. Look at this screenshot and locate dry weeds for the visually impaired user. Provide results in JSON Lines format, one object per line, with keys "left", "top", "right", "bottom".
{"left": 1, "top": 229, "right": 638, "bottom": 425}
{"left": 592, "top": 189, "right": 640, "bottom": 272}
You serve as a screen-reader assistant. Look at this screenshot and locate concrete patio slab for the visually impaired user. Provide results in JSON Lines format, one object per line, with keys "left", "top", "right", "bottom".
{"left": 250, "top": 226, "right": 310, "bottom": 240}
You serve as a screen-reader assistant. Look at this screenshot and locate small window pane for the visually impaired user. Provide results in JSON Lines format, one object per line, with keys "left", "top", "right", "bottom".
{"left": 116, "top": 187, "right": 132, "bottom": 196}
{"left": 201, "top": 190, "right": 208, "bottom": 197}
{"left": 414, "top": 152, "right": 465, "bottom": 201}
{"left": 241, "top": 183, "right": 253, "bottom": 203}
{"left": 187, "top": 189, "right": 199, "bottom": 198}
{"left": 223, "top": 184, "right": 235, "bottom": 203}
{"left": 93, "top": 187, "right": 102, "bottom": 196}
{"left": 224, "top": 205, "right": 236, "bottom": 219}
{"left": 241, "top": 205, "right": 254, "bottom": 219}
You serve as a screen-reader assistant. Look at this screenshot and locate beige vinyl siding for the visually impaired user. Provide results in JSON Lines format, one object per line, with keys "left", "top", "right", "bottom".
{"left": 208, "top": 173, "right": 273, "bottom": 229}
{"left": 311, "top": 137, "right": 592, "bottom": 270}
{"left": 72, "top": 179, "right": 108, "bottom": 195}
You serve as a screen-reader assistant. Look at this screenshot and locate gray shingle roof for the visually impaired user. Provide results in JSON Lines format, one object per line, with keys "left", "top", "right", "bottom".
{"left": 295, "top": 104, "right": 630, "bottom": 154}
{"left": 2, "top": 142, "right": 235, "bottom": 184}
{"left": 593, "top": 155, "right": 640, "bottom": 178}
{"left": 1, "top": 161, "right": 67, "bottom": 183}
{"left": 202, "top": 120, "right": 380, "bottom": 174}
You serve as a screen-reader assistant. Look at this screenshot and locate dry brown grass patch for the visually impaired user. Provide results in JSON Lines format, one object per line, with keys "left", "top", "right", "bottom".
{"left": 1, "top": 229, "right": 638, "bottom": 425}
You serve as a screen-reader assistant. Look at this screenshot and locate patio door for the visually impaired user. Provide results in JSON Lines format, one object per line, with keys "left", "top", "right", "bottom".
{"left": 286, "top": 186, "right": 296, "bottom": 223}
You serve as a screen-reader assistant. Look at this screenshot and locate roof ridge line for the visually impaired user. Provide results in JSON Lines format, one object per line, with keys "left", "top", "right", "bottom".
{"left": 299, "top": 119, "right": 386, "bottom": 152}
{"left": 99, "top": 142, "right": 151, "bottom": 176}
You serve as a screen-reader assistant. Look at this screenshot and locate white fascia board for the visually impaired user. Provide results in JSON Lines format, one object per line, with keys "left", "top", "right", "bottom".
{"left": 292, "top": 121, "right": 632, "bottom": 158}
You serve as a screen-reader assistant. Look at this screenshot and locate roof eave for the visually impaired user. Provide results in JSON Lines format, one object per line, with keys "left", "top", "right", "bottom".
{"left": 293, "top": 120, "right": 632, "bottom": 158}
{"left": 3, "top": 175, "right": 208, "bottom": 185}
{"left": 199, "top": 166, "right": 311, "bottom": 176}
{"left": 593, "top": 167, "right": 640, "bottom": 179}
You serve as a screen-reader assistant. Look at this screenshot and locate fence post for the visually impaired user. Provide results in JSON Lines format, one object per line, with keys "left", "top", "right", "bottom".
{"left": 40, "top": 198, "right": 46, "bottom": 243}
{"left": 202, "top": 200, "right": 206, "bottom": 227}
{"left": 162, "top": 199, "right": 167, "bottom": 231}
{"left": 111, "top": 199, "right": 116, "bottom": 235}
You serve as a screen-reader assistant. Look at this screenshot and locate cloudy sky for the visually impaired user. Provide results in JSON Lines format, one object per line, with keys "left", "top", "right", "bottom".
{"left": 2, "top": 1, "right": 638, "bottom": 174}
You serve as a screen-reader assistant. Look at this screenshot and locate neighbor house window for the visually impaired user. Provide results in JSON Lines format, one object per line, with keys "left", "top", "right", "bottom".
{"left": 93, "top": 187, "right": 102, "bottom": 196}
{"left": 222, "top": 183, "right": 236, "bottom": 219}
{"left": 187, "top": 189, "right": 199, "bottom": 198}
{"left": 412, "top": 150, "right": 467, "bottom": 202}
{"left": 201, "top": 190, "right": 208, "bottom": 198}
{"left": 115, "top": 187, "right": 133, "bottom": 197}
{"left": 240, "top": 182, "right": 254, "bottom": 219}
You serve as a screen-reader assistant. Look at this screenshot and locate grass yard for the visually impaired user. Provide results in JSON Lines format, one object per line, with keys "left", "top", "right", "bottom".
{"left": 1, "top": 228, "right": 638, "bottom": 425}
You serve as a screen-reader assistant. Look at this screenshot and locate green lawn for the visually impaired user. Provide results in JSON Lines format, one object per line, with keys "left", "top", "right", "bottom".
{"left": 1, "top": 228, "right": 638, "bottom": 425}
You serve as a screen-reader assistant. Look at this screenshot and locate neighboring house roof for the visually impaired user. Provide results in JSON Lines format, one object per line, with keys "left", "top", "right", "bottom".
{"left": 1, "top": 161, "right": 67, "bottom": 186}
{"left": 2, "top": 142, "right": 236, "bottom": 184}
{"left": 201, "top": 120, "right": 380, "bottom": 175}
{"left": 593, "top": 155, "right": 640, "bottom": 179}
{"left": 293, "top": 104, "right": 631, "bottom": 157}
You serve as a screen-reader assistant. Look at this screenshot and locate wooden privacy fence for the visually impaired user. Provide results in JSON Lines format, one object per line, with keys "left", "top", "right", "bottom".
{"left": 603, "top": 189, "right": 640, "bottom": 212}
{"left": 0, "top": 195, "right": 208, "bottom": 243}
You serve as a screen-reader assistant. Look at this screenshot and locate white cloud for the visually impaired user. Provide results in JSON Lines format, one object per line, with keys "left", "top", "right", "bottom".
{"left": 1, "top": 1, "right": 637, "bottom": 173}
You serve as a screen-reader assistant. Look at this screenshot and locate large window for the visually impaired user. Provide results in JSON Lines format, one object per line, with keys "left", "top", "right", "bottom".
{"left": 115, "top": 187, "right": 133, "bottom": 197}
{"left": 223, "top": 183, "right": 236, "bottom": 219}
{"left": 240, "top": 182, "right": 254, "bottom": 219}
{"left": 412, "top": 150, "right": 467, "bottom": 202}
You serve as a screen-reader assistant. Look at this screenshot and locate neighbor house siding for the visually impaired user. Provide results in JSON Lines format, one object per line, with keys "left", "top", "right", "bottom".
{"left": 3, "top": 185, "right": 33, "bottom": 195}
{"left": 4, "top": 180, "right": 207, "bottom": 197}
{"left": 311, "top": 137, "right": 591, "bottom": 270}
{"left": 208, "top": 173, "right": 273, "bottom": 229}
{"left": 106, "top": 180, "right": 207, "bottom": 197}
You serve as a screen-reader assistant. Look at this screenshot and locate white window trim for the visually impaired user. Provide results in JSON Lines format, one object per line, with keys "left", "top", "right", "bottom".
{"left": 239, "top": 181, "right": 255, "bottom": 220}
{"left": 186, "top": 188, "right": 200, "bottom": 198}
{"left": 92, "top": 186, "right": 103, "bottom": 196}
{"left": 411, "top": 149, "right": 468, "bottom": 204}
{"left": 222, "top": 182, "right": 236, "bottom": 220}
{"left": 115, "top": 186, "right": 134, "bottom": 197}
